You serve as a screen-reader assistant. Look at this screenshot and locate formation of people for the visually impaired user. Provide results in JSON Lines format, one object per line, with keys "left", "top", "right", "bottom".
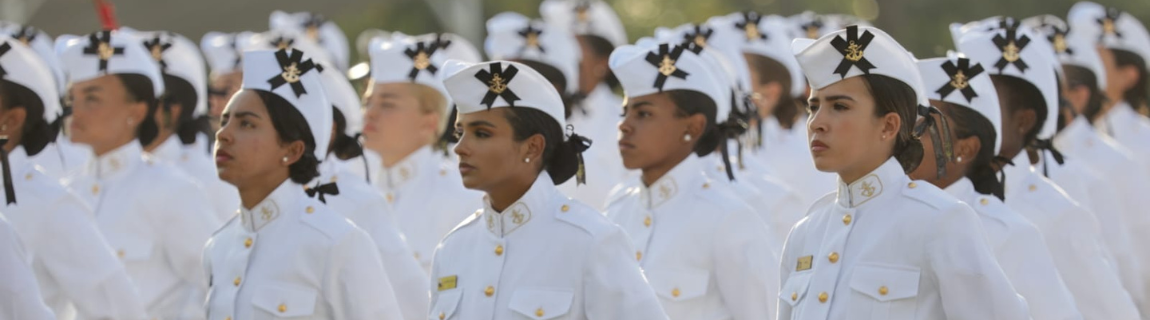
{"left": 0, "top": 0, "right": 1148, "bottom": 319}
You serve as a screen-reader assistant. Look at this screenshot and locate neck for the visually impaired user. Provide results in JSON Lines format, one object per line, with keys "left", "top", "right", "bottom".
{"left": 382, "top": 142, "right": 429, "bottom": 168}
{"left": 92, "top": 136, "right": 136, "bottom": 157}
{"left": 641, "top": 152, "right": 691, "bottom": 187}
{"left": 1, "top": 132, "right": 23, "bottom": 153}
{"left": 486, "top": 174, "right": 536, "bottom": 213}
{"left": 839, "top": 156, "right": 888, "bottom": 185}
{"left": 237, "top": 173, "right": 290, "bottom": 209}
{"left": 144, "top": 129, "right": 175, "bottom": 152}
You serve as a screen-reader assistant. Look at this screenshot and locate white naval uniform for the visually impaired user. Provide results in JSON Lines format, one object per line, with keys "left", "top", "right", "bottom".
{"left": 607, "top": 154, "right": 778, "bottom": 320}
{"left": 63, "top": 142, "right": 218, "bottom": 320}
{"left": 0, "top": 214, "right": 56, "bottom": 320}
{"left": 29, "top": 136, "right": 92, "bottom": 181}
{"left": 429, "top": 174, "right": 669, "bottom": 320}
{"left": 1001, "top": 152, "right": 1141, "bottom": 319}
{"left": 374, "top": 146, "right": 483, "bottom": 273}
{"left": 1095, "top": 101, "right": 1150, "bottom": 171}
{"left": 150, "top": 135, "right": 241, "bottom": 224}
{"left": 943, "top": 178, "right": 1083, "bottom": 320}
{"left": 2, "top": 147, "right": 148, "bottom": 320}
{"left": 717, "top": 145, "right": 806, "bottom": 249}
{"left": 317, "top": 158, "right": 429, "bottom": 320}
{"left": 558, "top": 84, "right": 626, "bottom": 210}
{"left": 757, "top": 117, "right": 837, "bottom": 207}
{"left": 203, "top": 180, "right": 403, "bottom": 320}
{"left": 778, "top": 158, "right": 1030, "bottom": 320}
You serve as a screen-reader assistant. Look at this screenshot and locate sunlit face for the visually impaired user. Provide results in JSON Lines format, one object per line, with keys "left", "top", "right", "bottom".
{"left": 576, "top": 36, "right": 607, "bottom": 96}
{"left": 208, "top": 72, "right": 242, "bottom": 118}
{"left": 68, "top": 74, "right": 145, "bottom": 153}
{"left": 361, "top": 82, "right": 439, "bottom": 158}
{"left": 452, "top": 108, "right": 531, "bottom": 191}
{"left": 214, "top": 90, "right": 293, "bottom": 188}
{"left": 806, "top": 77, "right": 890, "bottom": 174}
{"left": 618, "top": 92, "right": 698, "bottom": 171}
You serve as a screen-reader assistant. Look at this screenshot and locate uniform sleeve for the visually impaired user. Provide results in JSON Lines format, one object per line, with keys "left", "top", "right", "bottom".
{"left": 996, "top": 220, "right": 1082, "bottom": 320}
{"left": 927, "top": 204, "right": 1030, "bottom": 320}
{"left": 712, "top": 206, "right": 778, "bottom": 320}
{"left": 582, "top": 225, "right": 669, "bottom": 320}
{"left": 1045, "top": 204, "right": 1141, "bottom": 319}
{"left": 324, "top": 228, "right": 403, "bottom": 320}
{"left": 776, "top": 219, "right": 803, "bottom": 320}
{"left": 363, "top": 198, "right": 430, "bottom": 320}
{"left": 767, "top": 192, "right": 805, "bottom": 256}
{"left": 38, "top": 196, "right": 149, "bottom": 320}
{"left": 0, "top": 218, "right": 56, "bottom": 320}
{"left": 156, "top": 179, "right": 220, "bottom": 291}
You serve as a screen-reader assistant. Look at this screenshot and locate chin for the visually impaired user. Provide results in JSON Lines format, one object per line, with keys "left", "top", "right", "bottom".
{"left": 810, "top": 157, "right": 840, "bottom": 174}
{"left": 459, "top": 175, "right": 482, "bottom": 191}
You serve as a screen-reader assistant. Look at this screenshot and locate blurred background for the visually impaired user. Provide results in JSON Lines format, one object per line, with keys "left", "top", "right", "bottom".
{"left": 4, "top": 0, "right": 1148, "bottom": 64}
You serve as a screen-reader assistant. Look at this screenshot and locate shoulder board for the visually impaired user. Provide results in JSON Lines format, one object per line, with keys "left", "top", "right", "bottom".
{"left": 442, "top": 209, "right": 483, "bottom": 242}
{"left": 553, "top": 200, "right": 611, "bottom": 236}
{"left": 210, "top": 214, "right": 241, "bottom": 238}
{"left": 900, "top": 180, "right": 957, "bottom": 211}
{"left": 298, "top": 198, "right": 353, "bottom": 240}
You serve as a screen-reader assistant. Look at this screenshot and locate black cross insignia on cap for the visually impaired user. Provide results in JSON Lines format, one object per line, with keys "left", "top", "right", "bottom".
{"left": 574, "top": 1, "right": 591, "bottom": 23}
{"left": 803, "top": 19, "right": 824, "bottom": 39}
{"left": 518, "top": 25, "right": 545, "bottom": 53}
{"left": 302, "top": 14, "right": 326, "bottom": 43}
{"left": 830, "top": 25, "right": 876, "bottom": 78}
{"left": 735, "top": 12, "right": 767, "bottom": 42}
{"left": 230, "top": 35, "right": 243, "bottom": 70}
{"left": 0, "top": 42, "right": 11, "bottom": 78}
{"left": 431, "top": 34, "right": 453, "bottom": 51}
{"left": 644, "top": 43, "right": 689, "bottom": 91}
{"left": 267, "top": 49, "right": 316, "bottom": 98}
{"left": 143, "top": 35, "right": 173, "bottom": 71}
{"left": 270, "top": 36, "right": 295, "bottom": 50}
{"left": 80, "top": 31, "right": 125, "bottom": 72}
{"left": 11, "top": 26, "right": 36, "bottom": 46}
{"left": 404, "top": 41, "right": 440, "bottom": 80}
{"left": 474, "top": 62, "right": 521, "bottom": 108}
{"left": 681, "top": 25, "right": 713, "bottom": 52}
{"left": 1098, "top": 8, "right": 1123, "bottom": 39}
{"left": 937, "top": 58, "right": 985, "bottom": 103}
{"left": 992, "top": 23, "right": 1030, "bottom": 73}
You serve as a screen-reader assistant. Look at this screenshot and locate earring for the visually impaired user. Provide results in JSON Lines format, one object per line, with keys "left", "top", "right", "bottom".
{"left": 881, "top": 135, "right": 887, "bottom": 140}
{"left": 956, "top": 156, "right": 963, "bottom": 163}
{"left": 524, "top": 158, "right": 531, "bottom": 163}
{"left": 281, "top": 156, "right": 289, "bottom": 163}
{"left": 683, "top": 134, "right": 693, "bottom": 142}
{"left": 1, "top": 124, "right": 7, "bottom": 132}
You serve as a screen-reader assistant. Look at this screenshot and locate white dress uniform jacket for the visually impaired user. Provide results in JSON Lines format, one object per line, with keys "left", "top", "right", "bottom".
{"left": 778, "top": 158, "right": 1030, "bottom": 320}
{"left": 757, "top": 117, "right": 837, "bottom": 207}
{"left": 607, "top": 154, "right": 779, "bottom": 320}
{"left": 64, "top": 142, "right": 218, "bottom": 320}
{"left": 151, "top": 135, "right": 241, "bottom": 224}
{"left": 30, "top": 137, "right": 92, "bottom": 181}
{"left": 1096, "top": 101, "right": 1150, "bottom": 171}
{"left": 203, "top": 179, "right": 403, "bottom": 320}
{"left": 374, "top": 146, "right": 483, "bottom": 273}
{"left": 714, "top": 148, "right": 806, "bottom": 249}
{"left": 944, "top": 178, "right": 1083, "bottom": 320}
{"left": 3, "top": 147, "right": 148, "bottom": 320}
{"left": 0, "top": 214, "right": 56, "bottom": 320}
{"left": 558, "top": 84, "right": 627, "bottom": 210}
{"left": 318, "top": 158, "right": 429, "bottom": 320}
{"left": 429, "top": 174, "right": 669, "bottom": 320}
{"left": 1001, "top": 152, "right": 1141, "bottom": 319}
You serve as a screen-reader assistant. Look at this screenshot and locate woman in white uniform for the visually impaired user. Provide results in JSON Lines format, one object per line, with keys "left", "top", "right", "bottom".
{"left": 57, "top": 30, "right": 219, "bottom": 320}
{"left": 204, "top": 48, "right": 402, "bottom": 320}
{"left": 911, "top": 55, "right": 1083, "bottom": 319}
{"left": 364, "top": 32, "right": 484, "bottom": 273}
{"left": 0, "top": 214, "right": 55, "bottom": 320}
{"left": 429, "top": 59, "right": 668, "bottom": 320}
{"left": 955, "top": 21, "right": 1143, "bottom": 319}
{"left": 201, "top": 31, "right": 254, "bottom": 137}
{"left": 778, "top": 25, "right": 1029, "bottom": 320}
{"left": 0, "top": 33, "right": 149, "bottom": 320}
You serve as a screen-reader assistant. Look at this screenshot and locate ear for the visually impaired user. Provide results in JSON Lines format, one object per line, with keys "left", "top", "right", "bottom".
{"left": 1118, "top": 64, "right": 1141, "bottom": 90}
{"left": 1013, "top": 108, "right": 1038, "bottom": 137}
{"left": 0, "top": 108, "right": 26, "bottom": 134}
{"left": 128, "top": 99, "right": 149, "bottom": 125}
{"left": 283, "top": 139, "right": 306, "bottom": 166}
{"left": 953, "top": 135, "right": 982, "bottom": 165}
{"left": 522, "top": 133, "right": 546, "bottom": 163}
{"left": 879, "top": 112, "right": 901, "bottom": 140}
{"left": 684, "top": 113, "right": 707, "bottom": 142}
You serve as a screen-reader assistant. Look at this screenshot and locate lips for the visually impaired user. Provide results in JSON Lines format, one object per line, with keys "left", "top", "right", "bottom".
{"left": 618, "top": 140, "right": 635, "bottom": 151}
{"left": 215, "top": 149, "right": 233, "bottom": 165}
{"left": 810, "top": 139, "right": 829, "bottom": 152}
{"left": 458, "top": 162, "right": 476, "bottom": 175}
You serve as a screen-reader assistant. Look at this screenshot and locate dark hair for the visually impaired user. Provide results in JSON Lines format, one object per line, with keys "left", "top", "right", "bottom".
{"left": 1112, "top": 49, "right": 1149, "bottom": 113}
{"left": 0, "top": 80, "right": 54, "bottom": 156}
{"left": 514, "top": 60, "right": 584, "bottom": 118}
{"left": 990, "top": 75, "right": 1047, "bottom": 147}
{"left": 861, "top": 74, "right": 922, "bottom": 173}
{"left": 665, "top": 90, "right": 720, "bottom": 157}
{"left": 160, "top": 74, "right": 210, "bottom": 145}
{"left": 254, "top": 90, "right": 319, "bottom": 184}
{"left": 577, "top": 35, "right": 620, "bottom": 91}
{"left": 504, "top": 107, "right": 581, "bottom": 184}
{"left": 116, "top": 74, "right": 160, "bottom": 146}
{"left": 745, "top": 53, "right": 798, "bottom": 118}
{"left": 330, "top": 107, "right": 363, "bottom": 160}
{"left": 937, "top": 100, "right": 1003, "bottom": 199}
{"left": 1063, "top": 64, "right": 1107, "bottom": 123}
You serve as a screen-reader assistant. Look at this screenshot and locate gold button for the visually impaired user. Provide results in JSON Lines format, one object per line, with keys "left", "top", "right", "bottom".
{"left": 439, "top": 169, "right": 447, "bottom": 176}
{"left": 717, "top": 165, "right": 724, "bottom": 172}
{"left": 386, "top": 193, "right": 395, "bottom": 203}
{"left": 791, "top": 292, "right": 798, "bottom": 301}
{"left": 644, "top": 216, "right": 652, "bottom": 227}
{"left": 828, "top": 252, "right": 839, "bottom": 263}
{"left": 535, "top": 308, "right": 545, "bottom": 317}
{"left": 91, "top": 185, "right": 99, "bottom": 194}
{"left": 1029, "top": 184, "right": 1037, "bottom": 192}
{"left": 330, "top": 175, "right": 338, "bottom": 183}
{"left": 842, "top": 214, "right": 852, "bottom": 225}
{"left": 495, "top": 245, "right": 504, "bottom": 256}
{"left": 702, "top": 183, "right": 710, "bottom": 189}
{"left": 484, "top": 286, "right": 495, "bottom": 297}
{"left": 636, "top": 251, "right": 642, "bottom": 261}
{"left": 561, "top": 205, "right": 569, "bottom": 212}
{"left": 233, "top": 276, "right": 241, "bottom": 286}
{"left": 879, "top": 286, "right": 889, "bottom": 296}
{"left": 439, "top": 312, "right": 445, "bottom": 320}
{"left": 278, "top": 303, "right": 286, "bottom": 313}
{"left": 244, "top": 238, "right": 253, "bottom": 248}
{"left": 23, "top": 173, "right": 31, "bottom": 181}
{"left": 980, "top": 198, "right": 989, "bottom": 206}
{"left": 306, "top": 206, "right": 315, "bottom": 214}
{"left": 225, "top": 317, "right": 231, "bottom": 320}
{"left": 671, "top": 288, "right": 681, "bottom": 298}
{"left": 117, "top": 249, "right": 125, "bottom": 258}
{"left": 818, "top": 292, "right": 828, "bottom": 303}
{"left": 908, "top": 182, "right": 917, "bottom": 189}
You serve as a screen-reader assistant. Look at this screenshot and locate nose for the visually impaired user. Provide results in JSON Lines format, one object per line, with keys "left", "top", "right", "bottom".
{"left": 617, "top": 117, "right": 632, "bottom": 137}
{"left": 215, "top": 121, "right": 233, "bottom": 145}
{"left": 807, "top": 106, "right": 828, "bottom": 134}
{"left": 453, "top": 133, "right": 469, "bottom": 158}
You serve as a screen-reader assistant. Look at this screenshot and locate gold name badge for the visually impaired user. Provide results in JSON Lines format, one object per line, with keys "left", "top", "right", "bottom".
{"left": 438, "top": 275, "right": 458, "bottom": 291}
{"left": 796, "top": 255, "right": 813, "bottom": 271}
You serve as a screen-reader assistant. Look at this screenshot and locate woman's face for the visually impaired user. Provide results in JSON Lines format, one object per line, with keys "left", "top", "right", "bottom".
{"left": 576, "top": 36, "right": 607, "bottom": 96}
{"left": 453, "top": 108, "right": 533, "bottom": 191}
{"left": 209, "top": 73, "right": 242, "bottom": 117}
{"left": 618, "top": 92, "right": 701, "bottom": 171}
{"left": 361, "top": 82, "right": 439, "bottom": 158}
{"left": 806, "top": 77, "right": 895, "bottom": 175}
{"left": 909, "top": 101, "right": 968, "bottom": 188}
{"left": 214, "top": 90, "right": 295, "bottom": 188}
{"left": 68, "top": 75, "right": 146, "bottom": 154}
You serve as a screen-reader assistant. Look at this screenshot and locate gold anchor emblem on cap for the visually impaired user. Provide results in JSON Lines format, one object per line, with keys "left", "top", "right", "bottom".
{"left": 306, "top": 26, "right": 320, "bottom": 41}
{"left": 1053, "top": 34, "right": 1068, "bottom": 53}
{"left": 693, "top": 35, "right": 707, "bottom": 47}
{"left": 1002, "top": 42, "right": 1020, "bottom": 62}
{"left": 806, "top": 26, "right": 820, "bottom": 39}
{"left": 488, "top": 73, "right": 508, "bottom": 94}
{"left": 525, "top": 32, "right": 540, "bottom": 48}
{"left": 97, "top": 42, "right": 115, "bottom": 60}
{"left": 950, "top": 70, "right": 968, "bottom": 89}
{"left": 1103, "top": 18, "right": 1117, "bottom": 35}
{"left": 845, "top": 41, "right": 864, "bottom": 62}
{"left": 658, "top": 55, "right": 677, "bottom": 76}
{"left": 413, "top": 51, "right": 430, "bottom": 70}
{"left": 744, "top": 24, "right": 761, "bottom": 41}
{"left": 281, "top": 63, "right": 302, "bottom": 84}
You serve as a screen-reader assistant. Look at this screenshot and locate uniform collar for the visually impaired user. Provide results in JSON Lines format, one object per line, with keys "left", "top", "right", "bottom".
{"left": 482, "top": 174, "right": 557, "bottom": 238}
{"left": 1053, "top": 116, "right": 1092, "bottom": 154}
{"left": 1001, "top": 152, "right": 1036, "bottom": 198}
{"left": 239, "top": 179, "right": 304, "bottom": 233}
{"left": 378, "top": 146, "right": 435, "bottom": 190}
{"left": 6, "top": 147, "right": 29, "bottom": 173}
{"left": 835, "top": 157, "right": 904, "bottom": 208}
{"left": 317, "top": 154, "right": 351, "bottom": 185}
{"left": 1097, "top": 101, "right": 1136, "bottom": 136}
{"left": 87, "top": 142, "right": 143, "bottom": 180}
{"left": 149, "top": 135, "right": 184, "bottom": 163}
{"left": 640, "top": 154, "right": 707, "bottom": 210}
{"left": 943, "top": 177, "right": 978, "bottom": 203}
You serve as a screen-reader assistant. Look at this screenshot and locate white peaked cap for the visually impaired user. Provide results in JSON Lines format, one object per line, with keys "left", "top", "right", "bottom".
{"left": 240, "top": 49, "right": 332, "bottom": 159}
{"left": 0, "top": 34, "right": 62, "bottom": 123}
{"left": 917, "top": 56, "right": 1003, "bottom": 153}
{"left": 126, "top": 30, "right": 209, "bottom": 117}
{"left": 269, "top": 11, "right": 350, "bottom": 72}
{"left": 792, "top": 25, "right": 929, "bottom": 106}
{"left": 1024, "top": 15, "right": 1108, "bottom": 90}
{"left": 1069, "top": 2, "right": 1150, "bottom": 72}
{"left": 57, "top": 30, "right": 165, "bottom": 98}
{"left": 539, "top": 0, "right": 628, "bottom": 46}
{"left": 485, "top": 12, "right": 581, "bottom": 95}
{"left": 245, "top": 30, "right": 335, "bottom": 70}
{"left": 712, "top": 12, "right": 807, "bottom": 97}
{"left": 610, "top": 41, "right": 730, "bottom": 122}
{"left": 201, "top": 31, "right": 257, "bottom": 76}
{"left": 441, "top": 60, "right": 568, "bottom": 130}
{"left": 0, "top": 24, "right": 65, "bottom": 94}
{"left": 317, "top": 64, "right": 362, "bottom": 136}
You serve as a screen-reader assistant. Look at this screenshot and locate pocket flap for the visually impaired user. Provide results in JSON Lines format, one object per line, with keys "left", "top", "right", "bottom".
{"left": 849, "top": 264, "right": 920, "bottom": 302}
{"left": 645, "top": 269, "right": 710, "bottom": 301}
{"left": 779, "top": 272, "right": 812, "bottom": 307}
{"left": 508, "top": 288, "right": 574, "bottom": 320}
{"left": 252, "top": 284, "right": 318, "bottom": 317}
{"left": 112, "top": 238, "right": 153, "bottom": 261}
{"left": 430, "top": 290, "right": 463, "bottom": 320}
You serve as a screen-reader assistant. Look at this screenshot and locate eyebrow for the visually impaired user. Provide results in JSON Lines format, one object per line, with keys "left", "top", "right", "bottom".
{"left": 809, "top": 95, "right": 856, "bottom": 104}
{"left": 222, "top": 111, "right": 261, "bottom": 120}
{"left": 464, "top": 120, "right": 496, "bottom": 129}
{"left": 624, "top": 101, "right": 653, "bottom": 110}
{"left": 81, "top": 86, "right": 103, "bottom": 94}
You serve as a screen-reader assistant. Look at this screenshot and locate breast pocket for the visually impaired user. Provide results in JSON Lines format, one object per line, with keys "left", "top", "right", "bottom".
{"left": 252, "top": 284, "right": 318, "bottom": 319}
{"left": 109, "top": 237, "right": 153, "bottom": 262}
{"left": 508, "top": 288, "right": 574, "bottom": 320}
{"left": 430, "top": 290, "right": 462, "bottom": 320}
{"left": 848, "top": 264, "right": 921, "bottom": 320}
{"left": 645, "top": 269, "right": 710, "bottom": 303}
